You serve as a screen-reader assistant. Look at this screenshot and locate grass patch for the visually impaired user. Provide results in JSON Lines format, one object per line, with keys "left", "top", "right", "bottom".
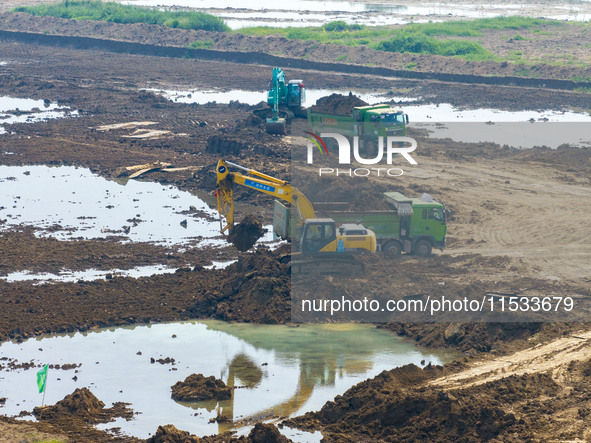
{"left": 376, "top": 31, "right": 490, "bottom": 58}
{"left": 188, "top": 39, "right": 214, "bottom": 49}
{"left": 14, "top": 0, "right": 229, "bottom": 32}
{"left": 238, "top": 17, "right": 560, "bottom": 61}
{"left": 334, "top": 54, "right": 348, "bottom": 62}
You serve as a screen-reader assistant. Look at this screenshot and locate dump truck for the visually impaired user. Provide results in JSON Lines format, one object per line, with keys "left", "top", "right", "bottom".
{"left": 307, "top": 104, "right": 409, "bottom": 155}
{"left": 274, "top": 192, "right": 446, "bottom": 257}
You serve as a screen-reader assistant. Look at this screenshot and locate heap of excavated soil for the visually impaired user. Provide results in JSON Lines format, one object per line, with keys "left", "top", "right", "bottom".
{"left": 228, "top": 214, "right": 266, "bottom": 252}
{"left": 287, "top": 363, "right": 520, "bottom": 441}
{"left": 308, "top": 93, "right": 368, "bottom": 115}
{"left": 192, "top": 248, "right": 290, "bottom": 324}
{"left": 147, "top": 422, "right": 290, "bottom": 442}
{"left": 33, "top": 387, "right": 132, "bottom": 424}
{"left": 171, "top": 374, "right": 232, "bottom": 402}
{"left": 248, "top": 423, "right": 291, "bottom": 443}
{"left": 147, "top": 424, "right": 201, "bottom": 443}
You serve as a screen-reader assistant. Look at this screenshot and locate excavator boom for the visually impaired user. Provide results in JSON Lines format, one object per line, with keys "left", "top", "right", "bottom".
{"left": 216, "top": 159, "right": 315, "bottom": 234}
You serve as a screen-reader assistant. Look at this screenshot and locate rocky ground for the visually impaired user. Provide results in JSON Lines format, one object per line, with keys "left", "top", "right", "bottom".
{"left": 0, "top": 9, "right": 590, "bottom": 443}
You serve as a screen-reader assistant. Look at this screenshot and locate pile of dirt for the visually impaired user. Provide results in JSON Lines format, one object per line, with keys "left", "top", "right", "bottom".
{"left": 308, "top": 92, "right": 368, "bottom": 115}
{"left": 190, "top": 248, "right": 290, "bottom": 324}
{"left": 248, "top": 423, "right": 291, "bottom": 443}
{"left": 227, "top": 214, "right": 266, "bottom": 252}
{"left": 386, "top": 322, "right": 545, "bottom": 353}
{"left": 147, "top": 424, "right": 201, "bottom": 443}
{"left": 147, "top": 422, "right": 290, "bottom": 442}
{"left": 171, "top": 374, "right": 232, "bottom": 402}
{"left": 287, "top": 363, "right": 528, "bottom": 441}
{"left": 33, "top": 388, "right": 133, "bottom": 424}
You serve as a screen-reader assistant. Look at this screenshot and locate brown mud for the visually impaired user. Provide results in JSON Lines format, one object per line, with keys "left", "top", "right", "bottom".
{"left": 31, "top": 388, "right": 138, "bottom": 442}
{"left": 227, "top": 214, "right": 266, "bottom": 252}
{"left": 308, "top": 93, "right": 368, "bottom": 115}
{"left": 171, "top": 374, "right": 232, "bottom": 402}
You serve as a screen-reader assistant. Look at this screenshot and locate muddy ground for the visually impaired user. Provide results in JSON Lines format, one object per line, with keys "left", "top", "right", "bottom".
{"left": 0, "top": 11, "right": 590, "bottom": 443}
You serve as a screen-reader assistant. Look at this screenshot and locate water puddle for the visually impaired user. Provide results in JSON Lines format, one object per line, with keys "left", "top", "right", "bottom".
{"left": 416, "top": 122, "right": 591, "bottom": 148}
{"left": 153, "top": 87, "right": 591, "bottom": 126}
{"left": 0, "top": 165, "right": 274, "bottom": 247}
{"left": 0, "top": 320, "right": 453, "bottom": 439}
{"left": 1, "top": 264, "right": 182, "bottom": 284}
{"left": 147, "top": 87, "right": 408, "bottom": 107}
{"left": 0, "top": 96, "right": 78, "bottom": 135}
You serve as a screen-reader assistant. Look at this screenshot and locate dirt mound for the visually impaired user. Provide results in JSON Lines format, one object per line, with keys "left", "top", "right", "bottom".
{"left": 147, "top": 424, "right": 201, "bottom": 442}
{"left": 228, "top": 214, "right": 266, "bottom": 252}
{"left": 190, "top": 248, "right": 290, "bottom": 324}
{"left": 387, "top": 322, "right": 544, "bottom": 353}
{"left": 33, "top": 387, "right": 132, "bottom": 424}
{"left": 308, "top": 92, "right": 368, "bottom": 115}
{"left": 288, "top": 363, "right": 525, "bottom": 441}
{"left": 248, "top": 423, "right": 290, "bottom": 443}
{"left": 171, "top": 374, "right": 232, "bottom": 402}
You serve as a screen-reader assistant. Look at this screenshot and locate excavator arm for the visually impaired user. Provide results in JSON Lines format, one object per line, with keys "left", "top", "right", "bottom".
{"left": 215, "top": 159, "right": 315, "bottom": 234}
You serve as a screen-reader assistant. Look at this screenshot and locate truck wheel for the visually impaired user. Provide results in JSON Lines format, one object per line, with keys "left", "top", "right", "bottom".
{"left": 414, "top": 240, "right": 432, "bottom": 257}
{"left": 382, "top": 241, "right": 402, "bottom": 257}
{"left": 364, "top": 139, "right": 378, "bottom": 157}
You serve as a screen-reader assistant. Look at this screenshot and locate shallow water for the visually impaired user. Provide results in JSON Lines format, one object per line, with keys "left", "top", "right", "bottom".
{"left": 0, "top": 165, "right": 274, "bottom": 247}
{"left": 0, "top": 321, "right": 452, "bottom": 439}
{"left": 148, "top": 87, "right": 407, "bottom": 107}
{"left": 154, "top": 87, "right": 591, "bottom": 125}
{"left": 0, "top": 96, "right": 77, "bottom": 135}
{"left": 1, "top": 264, "right": 181, "bottom": 284}
{"left": 417, "top": 121, "right": 591, "bottom": 148}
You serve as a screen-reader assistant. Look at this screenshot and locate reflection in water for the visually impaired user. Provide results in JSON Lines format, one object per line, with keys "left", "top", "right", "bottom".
{"left": 0, "top": 321, "right": 451, "bottom": 439}
{"left": 180, "top": 322, "right": 449, "bottom": 434}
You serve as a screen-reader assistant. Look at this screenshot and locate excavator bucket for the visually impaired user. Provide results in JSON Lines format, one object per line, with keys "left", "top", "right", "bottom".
{"left": 265, "top": 117, "right": 286, "bottom": 135}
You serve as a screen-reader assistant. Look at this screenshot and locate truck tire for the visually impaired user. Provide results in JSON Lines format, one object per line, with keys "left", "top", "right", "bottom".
{"left": 414, "top": 240, "right": 432, "bottom": 257}
{"left": 363, "top": 138, "right": 378, "bottom": 157}
{"left": 382, "top": 240, "right": 402, "bottom": 257}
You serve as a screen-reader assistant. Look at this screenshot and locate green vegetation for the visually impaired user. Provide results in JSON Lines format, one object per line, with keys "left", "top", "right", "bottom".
{"left": 188, "top": 39, "right": 214, "bottom": 49}
{"left": 334, "top": 54, "right": 348, "bottom": 62}
{"left": 238, "top": 17, "right": 560, "bottom": 61}
{"left": 14, "top": 0, "right": 229, "bottom": 32}
{"left": 376, "top": 32, "right": 490, "bottom": 58}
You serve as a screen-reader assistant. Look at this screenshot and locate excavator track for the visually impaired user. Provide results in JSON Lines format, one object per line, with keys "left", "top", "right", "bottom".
{"left": 288, "top": 256, "right": 365, "bottom": 275}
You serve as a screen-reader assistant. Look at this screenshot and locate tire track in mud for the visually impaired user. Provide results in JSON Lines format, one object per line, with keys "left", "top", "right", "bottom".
{"left": 2, "top": 29, "right": 591, "bottom": 92}
{"left": 430, "top": 329, "right": 591, "bottom": 390}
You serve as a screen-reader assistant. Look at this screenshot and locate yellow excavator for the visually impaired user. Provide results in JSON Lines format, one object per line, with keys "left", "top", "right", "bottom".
{"left": 215, "top": 159, "right": 376, "bottom": 273}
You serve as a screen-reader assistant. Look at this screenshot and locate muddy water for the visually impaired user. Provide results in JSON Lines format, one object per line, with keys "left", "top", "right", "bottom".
{"left": 148, "top": 87, "right": 406, "bottom": 107}
{"left": 0, "top": 96, "right": 77, "bottom": 135}
{"left": 0, "top": 321, "right": 452, "bottom": 439}
{"left": 0, "top": 165, "right": 274, "bottom": 247}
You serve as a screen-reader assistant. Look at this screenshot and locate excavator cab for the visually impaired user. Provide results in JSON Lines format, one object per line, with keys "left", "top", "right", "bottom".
{"left": 286, "top": 79, "right": 305, "bottom": 107}
{"left": 301, "top": 219, "right": 337, "bottom": 255}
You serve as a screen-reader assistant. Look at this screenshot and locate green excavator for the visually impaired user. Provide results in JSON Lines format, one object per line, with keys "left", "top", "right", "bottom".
{"left": 260, "top": 67, "right": 306, "bottom": 135}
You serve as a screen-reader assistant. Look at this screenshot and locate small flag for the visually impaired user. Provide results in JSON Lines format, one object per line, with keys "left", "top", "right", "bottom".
{"left": 37, "top": 364, "right": 48, "bottom": 394}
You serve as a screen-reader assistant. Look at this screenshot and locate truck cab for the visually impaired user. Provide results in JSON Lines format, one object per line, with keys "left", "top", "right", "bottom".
{"left": 384, "top": 192, "right": 447, "bottom": 256}
{"left": 353, "top": 105, "right": 409, "bottom": 138}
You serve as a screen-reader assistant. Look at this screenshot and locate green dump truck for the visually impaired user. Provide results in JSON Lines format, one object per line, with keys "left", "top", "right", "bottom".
{"left": 274, "top": 192, "right": 446, "bottom": 256}
{"left": 307, "top": 104, "right": 409, "bottom": 154}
